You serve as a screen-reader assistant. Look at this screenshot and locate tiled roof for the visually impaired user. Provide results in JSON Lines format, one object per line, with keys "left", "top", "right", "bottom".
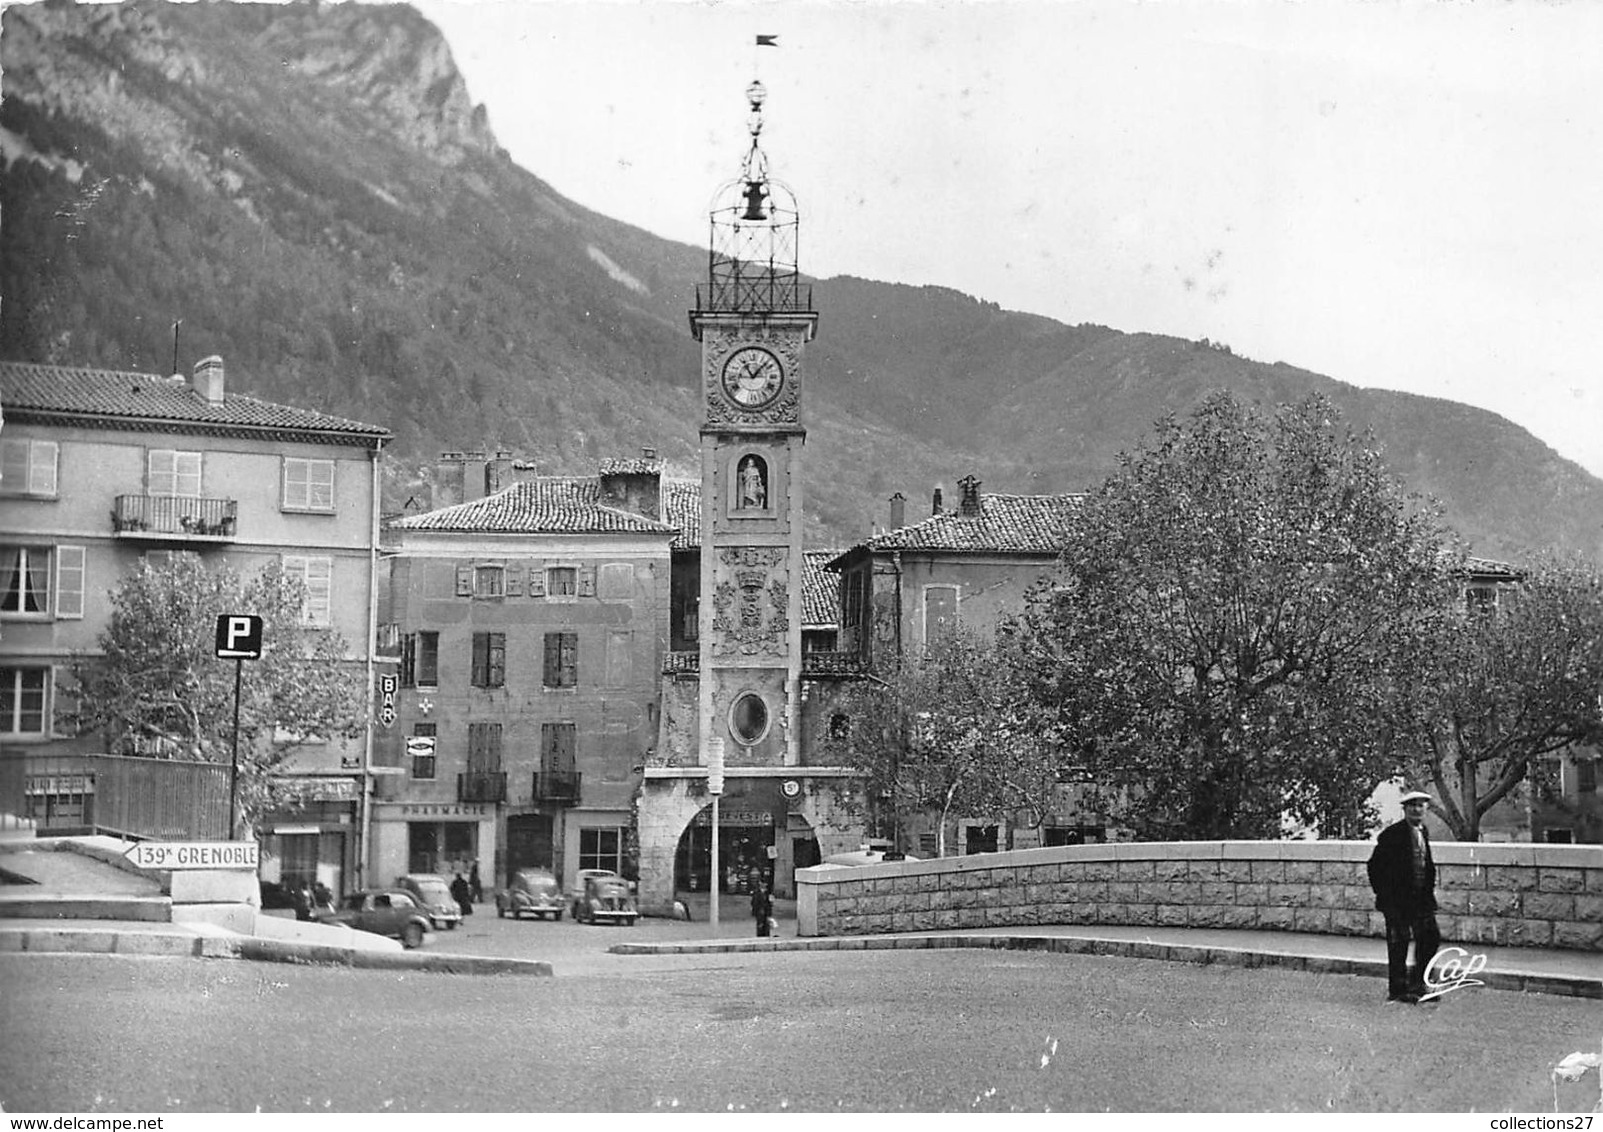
{"left": 598, "top": 456, "right": 665, "bottom": 475}
{"left": 857, "top": 492, "right": 1084, "bottom": 555}
{"left": 1464, "top": 555, "right": 1522, "bottom": 579}
{"left": 662, "top": 479, "right": 702, "bottom": 550}
{"left": 803, "top": 550, "right": 843, "bottom": 628}
{"left": 391, "top": 477, "right": 681, "bottom": 535}
{"left": 0, "top": 360, "right": 390, "bottom": 440}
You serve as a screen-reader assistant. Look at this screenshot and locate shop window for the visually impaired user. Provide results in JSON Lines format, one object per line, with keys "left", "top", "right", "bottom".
{"left": 579, "top": 827, "right": 624, "bottom": 874}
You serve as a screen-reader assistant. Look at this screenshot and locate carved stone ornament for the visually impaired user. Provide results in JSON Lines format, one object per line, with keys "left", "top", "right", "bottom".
{"left": 709, "top": 546, "right": 790, "bottom": 657}
{"left": 705, "top": 328, "right": 802, "bottom": 425}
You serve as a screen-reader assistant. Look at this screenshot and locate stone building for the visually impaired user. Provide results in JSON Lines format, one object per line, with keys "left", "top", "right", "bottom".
{"left": 0, "top": 356, "right": 391, "bottom": 894}
{"left": 373, "top": 450, "right": 688, "bottom": 893}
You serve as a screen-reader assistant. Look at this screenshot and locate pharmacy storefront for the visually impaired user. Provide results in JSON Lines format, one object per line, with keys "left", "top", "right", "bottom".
{"left": 368, "top": 800, "right": 497, "bottom": 888}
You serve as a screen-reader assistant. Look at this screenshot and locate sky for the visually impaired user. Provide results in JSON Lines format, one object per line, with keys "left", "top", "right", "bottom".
{"left": 412, "top": 0, "right": 1603, "bottom": 478}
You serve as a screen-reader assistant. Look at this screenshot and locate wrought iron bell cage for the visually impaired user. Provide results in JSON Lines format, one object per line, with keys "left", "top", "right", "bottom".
{"left": 696, "top": 79, "right": 812, "bottom": 315}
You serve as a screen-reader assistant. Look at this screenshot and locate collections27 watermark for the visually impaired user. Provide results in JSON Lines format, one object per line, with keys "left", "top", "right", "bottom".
{"left": 1418, "top": 945, "right": 1488, "bottom": 1001}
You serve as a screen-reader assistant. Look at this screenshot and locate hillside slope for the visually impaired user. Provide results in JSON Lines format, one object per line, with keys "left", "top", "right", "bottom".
{"left": 2, "top": 0, "right": 1598, "bottom": 559}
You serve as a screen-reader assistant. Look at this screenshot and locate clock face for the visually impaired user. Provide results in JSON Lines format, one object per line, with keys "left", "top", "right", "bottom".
{"left": 720, "top": 347, "right": 784, "bottom": 409}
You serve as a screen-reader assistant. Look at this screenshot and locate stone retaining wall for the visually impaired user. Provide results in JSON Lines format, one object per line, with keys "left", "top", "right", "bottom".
{"left": 795, "top": 841, "right": 1603, "bottom": 951}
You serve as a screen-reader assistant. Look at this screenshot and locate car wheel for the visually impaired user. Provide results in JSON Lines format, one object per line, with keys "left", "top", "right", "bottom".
{"left": 554, "top": 910, "right": 563, "bottom": 921}
{"left": 402, "top": 923, "right": 423, "bottom": 950}
{"left": 446, "top": 920, "right": 458, "bottom": 930}
{"left": 497, "top": 905, "right": 506, "bottom": 919}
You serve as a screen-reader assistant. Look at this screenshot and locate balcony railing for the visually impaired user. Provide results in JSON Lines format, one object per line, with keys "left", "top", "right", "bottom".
{"left": 802, "top": 650, "right": 865, "bottom": 677}
{"left": 532, "top": 770, "right": 581, "bottom": 806}
{"left": 113, "top": 495, "right": 238, "bottom": 541}
{"left": 664, "top": 651, "right": 699, "bottom": 676}
{"left": 457, "top": 772, "right": 507, "bottom": 804}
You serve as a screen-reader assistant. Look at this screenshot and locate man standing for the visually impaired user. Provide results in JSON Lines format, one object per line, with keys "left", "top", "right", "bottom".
{"left": 1367, "top": 790, "right": 1441, "bottom": 1004}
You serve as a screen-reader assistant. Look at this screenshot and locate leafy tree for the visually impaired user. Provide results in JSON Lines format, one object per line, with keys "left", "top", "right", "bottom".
{"left": 1008, "top": 391, "right": 1451, "bottom": 839}
{"left": 66, "top": 555, "right": 367, "bottom": 835}
{"left": 1391, "top": 554, "right": 1603, "bottom": 840}
{"left": 822, "top": 628, "right": 1057, "bottom": 856}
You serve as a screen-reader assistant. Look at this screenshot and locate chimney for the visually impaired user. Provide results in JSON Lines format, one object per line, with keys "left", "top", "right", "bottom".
{"left": 485, "top": 449, "right": 515, "bottom": 495}
{"left": 888, "top": 492, "right": 906, "bottom": 530}
{"left": 641, "top": 446, "right": 657, "bottom": 460}
{"left": 958, "top": 475, "right": 982, "bottom": 517}
{"left": 461, "top": 450, "right": 489, "bottom": 503}
{"left": 191, "top": 355, "right": 225, "bottom": 405}
{"left": 434, "top": 451, "right": 467, "bottom": 508}
{"left": 932, "top": 485, "right": 944, "bottom": 516}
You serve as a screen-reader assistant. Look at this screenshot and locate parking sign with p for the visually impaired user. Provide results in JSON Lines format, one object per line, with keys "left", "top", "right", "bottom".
{"left": 215, "top": 614, "right": 264, "bottom": 659}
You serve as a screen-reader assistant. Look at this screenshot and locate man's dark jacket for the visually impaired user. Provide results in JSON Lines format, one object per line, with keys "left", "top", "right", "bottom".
{"left": 1366, "top": 819, "right": 1437, "bottom": 915}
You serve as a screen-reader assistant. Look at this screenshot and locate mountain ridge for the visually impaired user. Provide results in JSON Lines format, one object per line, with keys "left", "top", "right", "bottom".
{"left": 2, "top": 0, "right": 1598, "bottom": 560}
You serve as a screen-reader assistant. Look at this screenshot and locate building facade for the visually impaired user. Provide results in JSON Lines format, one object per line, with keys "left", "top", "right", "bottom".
{"left": 373, "top": 453, "right": 683, "bottom": 894}
{"left": 0, "top": 357, "right": 390, "bottom": 894}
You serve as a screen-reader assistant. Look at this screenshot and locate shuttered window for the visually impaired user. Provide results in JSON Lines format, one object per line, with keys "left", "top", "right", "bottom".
{"left": 543, "top": 632, "right": 577, "bottom": 688}
{"left": 471, "top": 632, "right": 505, "bottom": 688}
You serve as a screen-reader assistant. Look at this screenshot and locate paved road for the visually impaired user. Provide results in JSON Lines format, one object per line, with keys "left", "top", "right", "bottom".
{"left": 2, "top": 949, "right": 1595, "bottom": 1112}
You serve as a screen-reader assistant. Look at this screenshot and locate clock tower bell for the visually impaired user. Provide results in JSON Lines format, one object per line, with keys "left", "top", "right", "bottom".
{"left": 690, "top": 78, "right": 818, "bottom": 776}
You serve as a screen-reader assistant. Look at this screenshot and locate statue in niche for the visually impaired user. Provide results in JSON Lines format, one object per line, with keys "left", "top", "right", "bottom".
{"left": 737, "top": 455, "right": 767, "bottom": 510}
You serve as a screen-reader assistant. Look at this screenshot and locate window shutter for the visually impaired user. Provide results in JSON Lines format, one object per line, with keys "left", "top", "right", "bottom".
{"left": 456, "top": 564, "right": 473, "bottom": 596}
{"left": 527, "top": 561, "right": 545, "bottom": 597}
{"left": 471, "top": 632, "right": 487, "bottom": 686}
{"left": 505, "top": 563, "right": 523, "bottom": 597}
{"left": 33, "top": 442, "right": 58, "bottom": 496}
{"left": 55, "top": 546, "right": 86, "bottom": 619}
{"left": 543, "top": 633, "right": 559, "bottom": 686}
{"left": 578, "top": 567, "right": 596, "bottom": 597}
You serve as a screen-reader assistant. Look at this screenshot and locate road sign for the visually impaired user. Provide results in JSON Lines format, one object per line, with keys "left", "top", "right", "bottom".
{"left": 706, "top": 736, "right": 725, "bottom": 795}
{"left": 124, "top": 841, "right": 260, "bottom": 870}
{"left": 215, "top": 614, "right": 264, "bottom": 659}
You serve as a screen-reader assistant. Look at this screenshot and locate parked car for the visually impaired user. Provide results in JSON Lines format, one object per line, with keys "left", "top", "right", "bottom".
{"left": 393, "top": 873, "right": 461, "bottom": 930}
{"left": 568, "top": 869, "right": 622, "bottom": 920}
{"left": 495, "top": 868, "right": 564, "bottom": 920}
{"left": 318, "top": 889, "right": 432, "bottom": 949}
{"left": 574, "top": 872, "right": 639, "bottom": 927}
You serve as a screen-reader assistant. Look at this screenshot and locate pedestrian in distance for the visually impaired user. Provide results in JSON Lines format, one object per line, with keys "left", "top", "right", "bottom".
{"left": 751, "top": 878, "right": 773, "bottom": 938}
{"left": 468, "top": 860, "right": 483, "bottom": 904}
{"left": 1366, "top": 790, "right": 1441, "bottom": 1005}
{"left": 450, "top": 871, "right": 473, "bottom": 917}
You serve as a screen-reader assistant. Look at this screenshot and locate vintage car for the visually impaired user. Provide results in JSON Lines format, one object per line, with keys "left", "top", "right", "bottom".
{"left": 318, "top": 889, "right": 432, "bottom": 949}
{"left": 568, "top": 869, "right": 622, "bottom": 920}
{"left": 393, "top": 873, "right": 462, "bottom": 931}
{"left": 574, "top": 872, "right": 639, "bottom": 927}
{"left": 495, "top": 868, "right": 564, "bottom": 920}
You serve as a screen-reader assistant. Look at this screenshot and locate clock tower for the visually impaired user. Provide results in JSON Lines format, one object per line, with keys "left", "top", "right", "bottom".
{"left": 691, "top": 78, "right": 817, "bottom": 776}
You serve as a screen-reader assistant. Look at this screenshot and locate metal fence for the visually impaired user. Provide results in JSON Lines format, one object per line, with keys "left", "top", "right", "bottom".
{"left": 0, "top": 752, "right": 230, "bottom": 840}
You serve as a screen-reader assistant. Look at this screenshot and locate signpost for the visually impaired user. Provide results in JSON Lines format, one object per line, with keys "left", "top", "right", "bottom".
{"left": 215, "top": 614, "right": 264, "bottom": 838}
{"left": 706, "top": 736, "right": 724, "bottom": 928}
{"left": 124, "top": 840, "right": 260, "bottom": 871}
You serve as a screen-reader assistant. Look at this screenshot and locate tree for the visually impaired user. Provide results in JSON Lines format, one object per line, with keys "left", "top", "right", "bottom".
{"left": 1391, "top": 554, "right": 1603, "bottom": 840}
{"left": 67, "top": 555, "right": 367, "bottom": 834}
{"left": 1008, "top": 391, "right": 1451, "bottom": 839}
{"left": 821, "top": 628, "right": 1057, "bottom": 856}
